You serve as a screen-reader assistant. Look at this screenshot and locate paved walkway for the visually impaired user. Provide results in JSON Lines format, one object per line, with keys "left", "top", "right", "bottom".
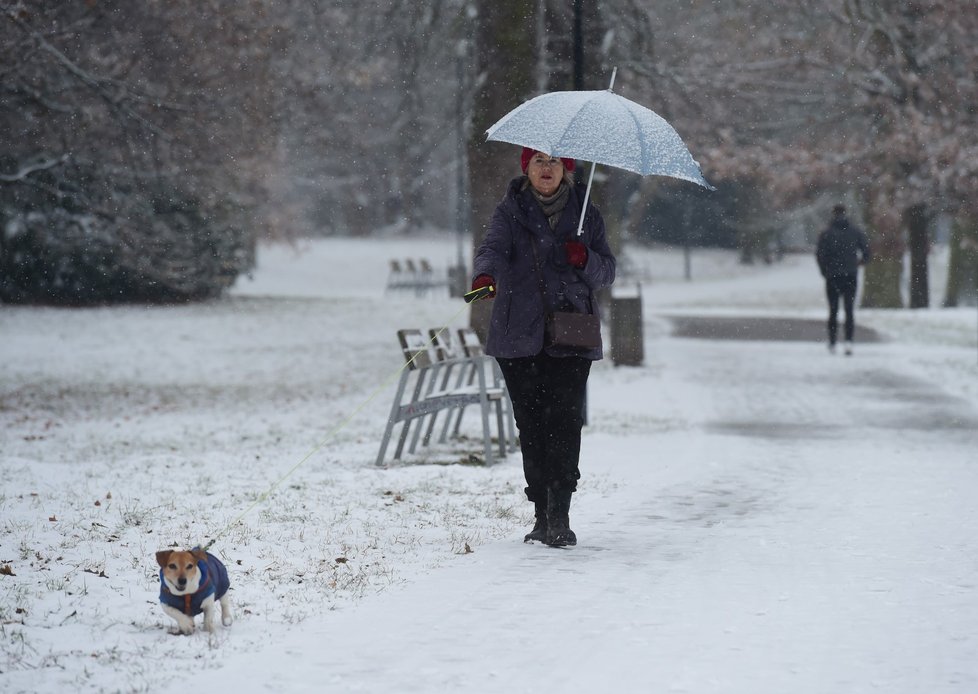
{"left": 667, "top": 314, "right": 882, "bottom": 343}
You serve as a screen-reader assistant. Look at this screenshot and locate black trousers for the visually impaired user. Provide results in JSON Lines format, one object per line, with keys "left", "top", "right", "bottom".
{"left": 825, "top": 273, "right": 858, "bottom": 344}
{"left": 496, "top": 353, "right": 591, "bottom": 503}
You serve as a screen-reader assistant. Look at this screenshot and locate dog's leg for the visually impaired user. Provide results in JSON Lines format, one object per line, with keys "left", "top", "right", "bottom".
{"left": 200, "top": 595, "right": 216, "bottom": 632}
{"left": 162, "top": 605, "right": 196, "bottom": 635}
{"left": 219, "top": 594, "right": 233, "bottom": 627}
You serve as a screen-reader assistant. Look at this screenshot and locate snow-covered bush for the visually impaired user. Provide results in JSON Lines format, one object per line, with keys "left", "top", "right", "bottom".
{"left": 0, "top": 164, "right": 253, "bottom": 304}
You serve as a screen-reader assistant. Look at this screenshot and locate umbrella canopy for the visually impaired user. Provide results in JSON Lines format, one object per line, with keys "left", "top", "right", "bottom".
{"left": 486, "top": 88, "right": 713, "bottom": 191}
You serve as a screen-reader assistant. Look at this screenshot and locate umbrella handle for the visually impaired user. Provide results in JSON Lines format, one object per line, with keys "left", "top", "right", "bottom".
{"left": 575, "top": 67, "right": 616, "bottom": 237}
{"left": 576, "top": 160, "right": 597, "bottom": 237}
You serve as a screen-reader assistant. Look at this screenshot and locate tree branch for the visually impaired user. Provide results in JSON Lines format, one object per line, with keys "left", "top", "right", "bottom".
{"left": 0, "top": 154, "right": 69, "bottom": 183}
{"left": 5, "top": 9, "right": 178, "bottom": 139}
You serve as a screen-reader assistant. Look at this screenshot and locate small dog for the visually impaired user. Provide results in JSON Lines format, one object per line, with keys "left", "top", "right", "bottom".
{"left": 156, "top": 547, "right": 233, "bottom": 635}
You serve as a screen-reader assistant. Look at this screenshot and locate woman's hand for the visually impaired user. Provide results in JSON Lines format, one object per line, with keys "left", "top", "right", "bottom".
{"left": 564, "top": 241, "right": 588, "bottom": 269}
{"left": 471, "top": 274, "right": 496, "bottom": 298}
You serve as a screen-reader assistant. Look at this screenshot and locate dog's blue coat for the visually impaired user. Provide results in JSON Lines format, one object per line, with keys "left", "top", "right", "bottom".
{"left": 159, "top": 551, "right": 230, "bottom": 616}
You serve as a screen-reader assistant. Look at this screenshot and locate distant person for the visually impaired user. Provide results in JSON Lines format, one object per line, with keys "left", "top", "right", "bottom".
{"left": 470, "top": 147, "right": 616, "bottom": 547}
{"left": 816, "top": 204, "right": 871, "bottom": 355}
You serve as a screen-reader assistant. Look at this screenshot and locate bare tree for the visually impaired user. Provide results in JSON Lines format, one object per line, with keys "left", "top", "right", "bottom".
{"left": 605, "top": 0, "right": 978, "bottom": 308}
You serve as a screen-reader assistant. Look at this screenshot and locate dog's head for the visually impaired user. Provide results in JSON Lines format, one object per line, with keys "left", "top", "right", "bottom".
{"left": 156, "top": 548, "right": 208, "bottom": 595}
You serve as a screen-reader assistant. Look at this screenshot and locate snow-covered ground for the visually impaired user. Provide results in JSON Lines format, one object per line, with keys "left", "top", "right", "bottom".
{"left": 1, "top": 237, "right": 976, "bottom": 693}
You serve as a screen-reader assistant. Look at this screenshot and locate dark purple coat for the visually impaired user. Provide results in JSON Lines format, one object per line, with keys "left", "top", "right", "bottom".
{"left": 473, "top": 176, "right": 616, "bottom": 360}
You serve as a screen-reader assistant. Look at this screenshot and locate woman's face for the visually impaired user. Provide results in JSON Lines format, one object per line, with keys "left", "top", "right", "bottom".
{"left": 526, "top": 153, "right": 565, "bottom": 197}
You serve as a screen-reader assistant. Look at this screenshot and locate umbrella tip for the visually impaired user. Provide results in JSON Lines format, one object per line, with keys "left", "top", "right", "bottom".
{"left": 608, "top": 67, "right": 618, "bottom": 91}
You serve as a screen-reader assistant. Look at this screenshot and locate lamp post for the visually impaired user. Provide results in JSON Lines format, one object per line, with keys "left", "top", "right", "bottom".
{"left": 573, "top": 0, "right": 583, "bottom": 90}
{"left": 450, "top": 39, "right": 470, "bottom": 297}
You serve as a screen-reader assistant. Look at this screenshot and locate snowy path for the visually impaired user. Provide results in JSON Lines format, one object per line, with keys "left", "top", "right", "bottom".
{"left": 5, "top": 241, "right": 975, "bottom": 692}
{"left": 197, "top": 321, "right": 978, "bottom": 694}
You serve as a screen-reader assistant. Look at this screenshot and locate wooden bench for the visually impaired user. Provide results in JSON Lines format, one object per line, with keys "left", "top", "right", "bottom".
{"left": 375, "top": 327, "right": 516, "bottom": 466}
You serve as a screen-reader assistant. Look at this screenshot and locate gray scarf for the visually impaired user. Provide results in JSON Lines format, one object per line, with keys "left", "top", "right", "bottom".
{"left": 527, "top": 180, "right": 570, "bottom": 230}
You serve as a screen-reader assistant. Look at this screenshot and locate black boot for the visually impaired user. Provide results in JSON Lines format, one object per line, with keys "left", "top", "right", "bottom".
{"left": 523, "top": 500, "right": 548, "bottom": 543}
{"left": 546, "top": 488, "right": 576, "bottom": 547}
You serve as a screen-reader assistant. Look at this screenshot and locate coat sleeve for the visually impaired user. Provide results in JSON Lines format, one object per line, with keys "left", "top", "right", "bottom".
{"left": 578, "top": 210, "right": 616, "bottom": 290}
{"left": 472, "top": 205, "right": 512, "bottom": 283}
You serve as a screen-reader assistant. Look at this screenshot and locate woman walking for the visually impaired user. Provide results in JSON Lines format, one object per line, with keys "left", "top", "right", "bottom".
{"left": 471, "top": 147, "right": 616, "bottom": 546}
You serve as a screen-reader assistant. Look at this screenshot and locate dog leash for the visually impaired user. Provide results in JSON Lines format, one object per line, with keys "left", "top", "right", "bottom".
{"left": 201, "top": 291, "right": 491, "bottom": 552}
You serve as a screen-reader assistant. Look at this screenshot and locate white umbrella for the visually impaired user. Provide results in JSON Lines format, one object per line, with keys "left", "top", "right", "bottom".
{"left": 486, "top": 69, "right": 713, "bottom": 235}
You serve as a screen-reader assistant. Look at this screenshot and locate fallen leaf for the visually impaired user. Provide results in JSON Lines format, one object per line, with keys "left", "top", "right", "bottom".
{"left": 335, "top": 557, "right": 348, "bottom": 564}
{"left": 49, "top": 515, "right": 57, "bottom": 522}
{"left": 0, "top": 565, "right": 15, "bottom": 576}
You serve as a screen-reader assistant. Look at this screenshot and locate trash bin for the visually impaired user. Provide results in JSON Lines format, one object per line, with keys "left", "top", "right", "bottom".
{"left": 610, "top": 285, "right": 644, "bottom": 366}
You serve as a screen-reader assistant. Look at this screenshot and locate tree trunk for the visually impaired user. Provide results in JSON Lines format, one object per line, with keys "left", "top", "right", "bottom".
{"left": 861, "top": 192, "right": 904, "bottom": 309}
{"left": 467, "top": 1, "right": 536, "bottom": 341}
{"left": 944, "top": 217, "right": 978, "bottom": 307}
{"left": 906, "top": 204, "right": 929, "bottom": 309}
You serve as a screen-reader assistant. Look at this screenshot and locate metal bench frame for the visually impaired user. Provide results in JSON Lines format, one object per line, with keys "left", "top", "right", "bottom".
{"left": 375, "top": 328, "right": 516, "bottom": 466}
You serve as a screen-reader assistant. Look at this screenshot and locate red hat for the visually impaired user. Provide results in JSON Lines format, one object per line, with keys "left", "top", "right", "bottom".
{"left": 520, "top": 147, "right": 575, "bottom": 174}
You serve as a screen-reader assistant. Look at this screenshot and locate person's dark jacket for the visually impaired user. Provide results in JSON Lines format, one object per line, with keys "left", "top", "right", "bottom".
{"left": 473, "top": 176, "right": 616, "bottom": 360}
{"left": 816, "top": 217, "right": 871, "bottom": 278}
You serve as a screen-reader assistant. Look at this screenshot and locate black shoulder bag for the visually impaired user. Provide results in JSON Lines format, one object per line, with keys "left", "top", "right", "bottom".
{"left": 529, "top": 239, "right": 602, "bottom": 351}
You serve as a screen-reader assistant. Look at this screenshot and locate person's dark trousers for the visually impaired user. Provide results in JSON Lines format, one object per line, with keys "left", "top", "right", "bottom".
{"left": 496, "top": 353, "right": 591, "bottom": 503}
{"left": 825, "top": 273, "right": 858, "bottom": 344}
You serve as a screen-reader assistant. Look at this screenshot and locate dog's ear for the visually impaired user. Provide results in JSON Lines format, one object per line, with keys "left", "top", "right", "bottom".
{"left": 155, "top": 550, "right": 172, "bottom": 568}
{"left": 190, "top": 548, "right": 208, "bottom": 563}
